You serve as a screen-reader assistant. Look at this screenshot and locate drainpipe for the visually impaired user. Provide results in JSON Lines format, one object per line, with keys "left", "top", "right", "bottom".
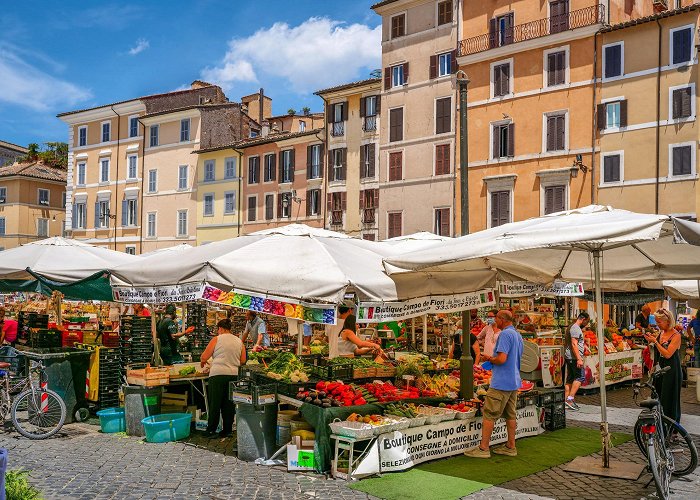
{"left": 655, "top": 20, "right": 662, "bottom": 214}
{"left": 591, "top": 31, "right": 599, "bottom": 204}
{"left": 137, "top": 117, "right": 147, "bottom": 253}
{"left": 233, "top": 147, "right": 244, "bottom": 236}
{"left": 110, "top": 105, "right": 121, "bottom": 251}
{"left": 319, "top": 95, "right": 330, "bottom": 229}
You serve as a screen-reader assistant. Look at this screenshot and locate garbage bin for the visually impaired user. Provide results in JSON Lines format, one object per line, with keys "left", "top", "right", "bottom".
{"left": 123, "top": 385, "right": 162, "bottom": 437}
{"left": 236, "top": 403, "right": 278, "bottom": 462}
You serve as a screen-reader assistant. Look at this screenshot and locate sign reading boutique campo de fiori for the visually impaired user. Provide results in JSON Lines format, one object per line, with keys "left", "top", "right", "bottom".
{"left": 353, "top": 406, "right": 542, "bottom": 475}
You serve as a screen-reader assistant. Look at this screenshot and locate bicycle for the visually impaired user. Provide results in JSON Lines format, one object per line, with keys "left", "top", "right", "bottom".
{"left": 0, "top": 357, "right": 66, "bottom": 439}
{"left": 633, "top": 366, "right": 698, "bottom": 499}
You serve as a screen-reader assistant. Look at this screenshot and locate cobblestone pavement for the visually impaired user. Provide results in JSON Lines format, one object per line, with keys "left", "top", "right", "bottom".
{"left": 576, "top": 384, "right": 700, "bottom": 415}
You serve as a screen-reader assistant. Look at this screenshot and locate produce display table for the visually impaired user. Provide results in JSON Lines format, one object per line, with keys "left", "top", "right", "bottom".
{"left": 167, "top": 375, "right": 210, "bottom": 415}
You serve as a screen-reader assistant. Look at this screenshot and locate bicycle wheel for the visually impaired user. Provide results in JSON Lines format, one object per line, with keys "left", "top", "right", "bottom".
{"left": 11, "top": 388, "right": 66, "bottom": 439}
{"left": 648, "top": 432, "right": 671, "bottom": 500}
{"left": 635, "top": 416, "right": 698, "bottom": 476}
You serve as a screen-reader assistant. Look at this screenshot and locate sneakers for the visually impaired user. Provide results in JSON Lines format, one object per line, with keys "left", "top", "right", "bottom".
{"left": 464, "top": 446, "right": 491, "bottom": 459}
{"left": 492, "top": 445, "right": 517, "bottom": 456}
{"left": 565, "top": 399, "right": 579, "bottom": 411}
{"left": 571, "top": 400, "right": 581, "bottom": 410}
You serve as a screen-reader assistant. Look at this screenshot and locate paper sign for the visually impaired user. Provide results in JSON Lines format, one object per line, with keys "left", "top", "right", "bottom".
{"left": 112, "top": 283, "right": 204, "bottom": 304}
{"left": 499, "top": 281, "right": 584, "bottom": 297}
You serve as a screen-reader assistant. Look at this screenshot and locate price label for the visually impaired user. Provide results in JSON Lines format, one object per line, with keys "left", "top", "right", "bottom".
{"left": 402, "top": 375, "right": 415, "bottom": 381}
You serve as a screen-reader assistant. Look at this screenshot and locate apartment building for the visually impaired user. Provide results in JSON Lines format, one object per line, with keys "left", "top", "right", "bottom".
{"left": 316, "top": 78, "right": 381, "bottom": 239}
{"left": 0, "top": 140, "right": 28, "bottom": 167}
{"left": 598, "top": 4, "right": 700, "bottom": 220}
{"left": 372, "top": 0, "right": 458, "bottom": 239}
{"left": 239, "top": 129, "right": 325, "bottom": 234}
{"left": 267, "top": 112, "right": 325, "bottom": 134}
{"left": 0, "top": 161, "right": 66, "bottom": 250}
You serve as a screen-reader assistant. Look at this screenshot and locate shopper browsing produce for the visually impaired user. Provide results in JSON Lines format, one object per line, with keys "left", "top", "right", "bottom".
{"left": 449, "top": 320, "right": 480, "bottom": 365}
{"left": 477, "top": 309, "right": 501, "bottom": 357}
{"left": 241, "top": 311, "right": 269, "bottom": 350}
{"left": 564, "top": 312, "right": 590, "bottom": 411}
{"left": 133, "top": 303, "right": 151, "bottom": 317}
{"left": 464, "top": 310, "right": 523, "bottom": 459}
{"left": 328, "top": 304, "right": 352, "bottom": 358}
{"left": 200, "top": 318, "right": 246, "bottom": 438}
{"left": 157, "top": 304, "right": 189, "bottom": 365}
{"left": 644, "top": 309, "right": 682, "bottom": 424}
{"left": 337, "top": 314, "right": 381, "bottom": 357}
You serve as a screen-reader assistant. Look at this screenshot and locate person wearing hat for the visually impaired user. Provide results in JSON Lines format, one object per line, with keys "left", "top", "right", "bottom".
{"left": 157, "top": 305, "right": 188, "bottom": 365}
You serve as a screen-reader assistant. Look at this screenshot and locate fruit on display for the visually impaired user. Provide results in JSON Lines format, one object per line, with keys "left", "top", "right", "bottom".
{"left": 362, "top": 381, "right": 420, "bottom": 402}
{"left": 298, "top": 389, "right": 342, "bottom": 408}
{"left": 473, "top": 364, "right": 492, "bottom": 385}
{"left": 384, "top": 402, "right": 419, "bottom": 418}
{"left": 443, "top": 400, "right": 480, "bottom": 412}
{"left": 417, "top": 373, "right": 460, "bottom": 397}
{"left": 346, "top": 413, "right": 385, "bottom": 425}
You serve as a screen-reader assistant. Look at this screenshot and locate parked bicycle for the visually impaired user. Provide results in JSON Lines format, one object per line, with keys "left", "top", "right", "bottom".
{"left": 0, "top": 357, "right": 66, "bottom": 439}
{"left": 633, "top": 366, "right": 698, "bottom": 499}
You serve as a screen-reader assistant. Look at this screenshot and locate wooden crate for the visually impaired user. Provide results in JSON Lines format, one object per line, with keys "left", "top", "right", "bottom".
{"left": 353, "top": 367, "right": 376, "bottom": 379}
{"left": 126, "top": 365, "right": 170, "bottom": 386}
{"left": 375, "top": 365, "right": 396, "bottom": 378}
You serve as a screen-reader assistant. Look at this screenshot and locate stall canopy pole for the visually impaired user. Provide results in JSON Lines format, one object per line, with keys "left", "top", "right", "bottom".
{"left": 594, "top": 249, "right": 611, "bottom": 468}
{"left": 296, "top": 320, "right": 303, "bottom": 356}
{"left": 411, "top": 318, "right": 416, "bottom": 346}
{"left": 459, "top": 309, "right": 474, "bottom": 400}
{"left": 422, "top": 315, "right": 428, "bottom": 353}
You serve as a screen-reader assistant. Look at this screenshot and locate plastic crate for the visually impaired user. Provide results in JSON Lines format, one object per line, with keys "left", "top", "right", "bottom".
{"left": 306, "top": 360, "right": 353, "bottom": 381}
{"left": 516, "top": 392, "right": 538, "bottom": 409}
{"left": 536, "top": 388, "right": 565, "bottom": 407}
{"left": 229, "top": 379, "right": 277, "bottom": 405}
{"left": 543, "top": 401, "right": 566, "bottom": 431}
{"left": 275, "top": 378, "right": 317, "bottom": 397}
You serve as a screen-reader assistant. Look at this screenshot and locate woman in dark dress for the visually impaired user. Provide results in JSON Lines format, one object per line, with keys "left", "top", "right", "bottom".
{"left": 644, "top": 309, "right": 682, "bottom": 423}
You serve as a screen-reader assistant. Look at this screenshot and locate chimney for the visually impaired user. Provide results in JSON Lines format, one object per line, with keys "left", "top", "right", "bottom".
{"left": 191, "top": 80, "right": 212, "bottom": 89}
{"left": 258, "top": 88, "right": 264, "bottom": 126}
{"left": 261, "top": 120, "right": 270, "bottom": 137}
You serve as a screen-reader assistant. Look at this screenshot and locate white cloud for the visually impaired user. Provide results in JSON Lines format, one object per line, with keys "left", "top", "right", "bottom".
{"left": 201, "top": 17, "right": 381, "bottom": 94}
{"left": 0, "top": 44, "right": 91, "bottom": 112}
{"left": 128, "top": 38, "right": 149, "bottom": 56}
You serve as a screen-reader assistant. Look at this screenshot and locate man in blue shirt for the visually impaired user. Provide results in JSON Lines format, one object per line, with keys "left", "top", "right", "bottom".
{"left": 465, "top": 309, "right": 523, "bottom": 458}
{"left": 689, "top": 312, "right": 700, "bottom": 368}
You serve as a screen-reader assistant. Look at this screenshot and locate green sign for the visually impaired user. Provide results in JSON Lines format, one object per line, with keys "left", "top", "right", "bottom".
{"left": 297, "top": 450, "right": 315, "bottom": 468}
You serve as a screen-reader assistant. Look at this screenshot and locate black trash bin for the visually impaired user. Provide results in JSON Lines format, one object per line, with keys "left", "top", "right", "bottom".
{"left": 123, "top": 385, "right": 162, "bottom": 436}
{"left": 236, "top": 403, "right": 278, "bottom": 461}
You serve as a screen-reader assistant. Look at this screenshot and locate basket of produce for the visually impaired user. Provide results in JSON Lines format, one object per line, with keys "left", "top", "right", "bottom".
{"left": 329, "top": 416, "right": 377, "bottom": 439}
{"left": 372, "top": 417, "right": 410, "bottom": 435}
{"left": 383, "top": 402, "right": 426, "bottom": 427}
{"left": 416, "top": 405, "right": 449, "bottom": 425}
{"left": 443, "top": 402, "right": 478, "bottom": 419}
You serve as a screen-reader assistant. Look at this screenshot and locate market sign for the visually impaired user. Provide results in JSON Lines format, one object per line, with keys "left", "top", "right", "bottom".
{"left": 498, "top": 281, "right": 584, "bottom": 298}
{"left": 581, "top": 349, "right": 643, "bottom": 389}
{"left": 357, "top": 289, "right": 496, "bottom": 323}
{"left": 112, "top": 283, "right": 205, "bottom": 304}
{"left": 353, "top": 406, "right": 542, "bottom": 476}
{"left": 201, "top": 284, "right": 337, "bottom": 325}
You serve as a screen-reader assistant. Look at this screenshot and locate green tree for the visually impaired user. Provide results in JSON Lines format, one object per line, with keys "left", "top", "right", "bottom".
{"left": 24, "top": 143, "right": 40, "bottom": 161}
{"left": 287, "top": 108, "right": 296, "bottom": 116}
{"left": 302, "top": 106, "right": 311, "bottom": 116}
{"left": 39, "top": 142, "right": 68, "bottom": 169}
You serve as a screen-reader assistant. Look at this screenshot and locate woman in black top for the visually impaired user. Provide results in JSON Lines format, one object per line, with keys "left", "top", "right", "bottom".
{"left": 449, "top": 321, "right": 480, "bottom": 365}
{"left": 644, "top": 308, "right": 682, "bottom": 423}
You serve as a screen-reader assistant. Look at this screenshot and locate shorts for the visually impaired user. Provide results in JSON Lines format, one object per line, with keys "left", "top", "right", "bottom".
{"left": 565, "top": 358, "right": 585, "bottom": 384}
{"left": 482, "top": 387, "right": 517, "bottom": 421}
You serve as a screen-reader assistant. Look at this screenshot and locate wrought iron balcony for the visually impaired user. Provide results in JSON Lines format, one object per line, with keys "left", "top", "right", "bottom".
{"left": 363, "top": 115, "right": 377, "bottom": 132}
{"left": 458, "top": 5, "right": 604, "bottom": 57}
{"left": 331, "top": 122, "right": 345, "bottom": 137}
{"left": 331, "top": 210, "right": 344, "bottom": 225}
{"left": 362, "top": 208, "right": 376, "bottom": 224}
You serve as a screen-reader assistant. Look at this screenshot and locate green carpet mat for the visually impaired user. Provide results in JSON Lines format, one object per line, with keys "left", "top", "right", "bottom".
{"left": 350, "top": 428, "right": 632, "bottom": 500}
{"left": 350, "top": 469, "right": 490, "bottom": 500}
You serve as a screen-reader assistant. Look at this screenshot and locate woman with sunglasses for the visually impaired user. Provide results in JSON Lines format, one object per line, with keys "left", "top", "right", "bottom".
{"left": 643, "top": 309, "right": 682, "bottom": 423}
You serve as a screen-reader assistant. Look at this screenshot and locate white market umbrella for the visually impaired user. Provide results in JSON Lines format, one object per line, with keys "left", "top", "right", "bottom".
{"left": 139, "top": 243, "right": 193, "bottom": 257}
{"left": 0, "top": 237, "right": 139, "bottom": 282}
{"left": 385, "top": 205, "right": 700, "bottom": 467}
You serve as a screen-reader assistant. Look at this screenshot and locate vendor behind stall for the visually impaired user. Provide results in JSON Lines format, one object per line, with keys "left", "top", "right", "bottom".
{"left": 133, "top": 304, "right": 151, "bottom": 317}
{"left": 0, "top": 307, "right": 18, "bottom": 346}
{"left": 635, "top": 305, "right": 651, "bottom": 330}
{"left": 157, "top": 305, "right": 188, "bottom": 365}
{"left": 338, "top": 314, "right": 381, "bottom": 357}
{"left": 449, "top": 320, "right": 480, "bottom": 365}
{"left": 241, "top": 311, "right": 269, "bottom": 351}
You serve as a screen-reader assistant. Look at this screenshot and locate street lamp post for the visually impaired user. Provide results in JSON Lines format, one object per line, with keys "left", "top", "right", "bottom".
{"left": 456, "top": 72, "right": 473, "bottom": 400}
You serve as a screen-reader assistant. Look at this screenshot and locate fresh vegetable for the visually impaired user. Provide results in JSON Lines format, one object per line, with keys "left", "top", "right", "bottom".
{"left": 362, "top": 381, "right": 420, "bottom": 402}
{"left": 178, "top": 366, "right": 196, "bottom": 376}
{"left": 384, "top": 402, "right": 418, "bottom": 418}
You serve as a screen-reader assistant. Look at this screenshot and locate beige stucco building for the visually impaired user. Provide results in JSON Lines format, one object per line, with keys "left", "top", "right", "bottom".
{"left": 317, "top": 78, "right": 381, "bottom": 239}
{"left": 372, "top": 0, "right": 458, "bottom": 239}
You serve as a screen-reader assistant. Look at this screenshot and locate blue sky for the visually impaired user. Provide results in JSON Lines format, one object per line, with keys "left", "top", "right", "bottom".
{"left": 0, "top": 1, "right": 381, "bottom": 148}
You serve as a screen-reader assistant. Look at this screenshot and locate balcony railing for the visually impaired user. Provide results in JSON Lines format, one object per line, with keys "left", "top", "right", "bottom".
{"left": 331, "top": 122, "right": 345, "bottom": 137}
{"left": 331, "top": 210, "right": 343, "bottom": 225}
{"left": 362, "top": 208, "right": 376, "bottom": 224}
{"left": 458, "top": 5, "right": 604, "bottom": 57}
{"left": 363, "top": 115, "right": 377, "bottom": 132}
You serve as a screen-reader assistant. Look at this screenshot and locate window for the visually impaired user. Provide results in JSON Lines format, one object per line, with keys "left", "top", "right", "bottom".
{"left": 224, "top": 192, "right": 236, "bottom": 214}
{"left": 177, "top": 210, "right": 188, "bottom": 236}
{"left": 180, "top": 119, "right": 190, "bottom": 142}
{"left": 545, "top": 113, "right": 566, "bottom": 152}
{"left": 437, "top": 0, "right": 453, "bottom": 25}
{"left": 280, "top": 192, "right": 293, "bottom": 218}
{"left": 597, "top": 100, "right": 627, "bottom": 130}
{"left": 101, "top": 122, "right": 111, "bottom": 143}
{"left": 671, "top": 144, "right": 693, "bottom": 177}
{"left": 100, "top": 159, "right": 110, "bottom": 183}
{"left": 0, "top": 187, "right": 5, "bottom": 203}
{"left": 331, "top": 149, "right": 345, "bottom": 182}
{"left": 492, "top": 62, "right": 511, "bottom": 97}
{"left": 434, "top": 208, "right": 450, "bottom": 236}
{"left": 490, "top": 13, "right": 514, "bottom": 48}
{"left": 549, "top": 0, "right": 570, "bottom": 34}
{"left": 546, "top": 50, "right": 566, "bottom": 87}
{"left": 607, "top": 102, "right": 621, "bottom": 128}
{"left": 388, "top": 212, "right": 402, "bottom": 238}
{"left": 435, "top": 144, "right": 451, "bottom": 175}
{"left": 73, "top": 203, "right": 86, "bottom": 229}
{"left": 78, "top": 126, "right": 87, "bottom": 147}
{"left": 308, "top": 145, "right": 322, "bottom": 179}
{"left": 602, "top": 154, "right": 621, "bottom": 184}
{"left": 96, "top": 200, "right": 110, "bottom": 228}
{"left": 299, "top": 120, "right": 306, "bottom": 132}
{"left": 281, "top": 150, "right": 294, "bottom": 183}
{"left": 204, "top": 160, "right": 215, "bottom": 182}
{"left": 361, "top": 96, "right": 379, "bottom": 131}
{"left": 124, "top": 199, "right": 138, "bottom": 226}
{"left": 203, "top": 194, "right": 214, "bottom": 216}
{"left": 248, "top": 156, "right": 260, "bottom": 184}
{"left": 364, "top": 96, "right": 378, "bottom": 117}
{"left": 603, "top": 43, "right": 623, "bottom": 79}
{"left": 264, "top": 153, "right": 276, "bottom": 182}
{"left": 77, "top": 163, "right": 86, "bottom": 186}
{"left": 127, "top": 155, "right": 137, "bottom": 180}
{"left": 435, "top": 97, "right": 451, "bottom": 134}
{"left": 265, "top": 194, "right": 274, "bottom": 220}
{"left": 178, "top": 165, "right": 188, "bottom": 190}
{"left": 671, "top": 26, "right": 693, "bottom": 65}
{"left": 391, "top": 64, "right": 406, "bottom": 87}
{"left": 129, "top": 117, "right": 139, "bottom": 138}
{"left": 125, "top": 246, "right": 136, "bottom": 255}
{"left": 493, "top": 122, "right": 514, "bottom": 159}
{"left": 306, "top": 189, "right": 321, "bottom": 216}
{"left": 389, "top": 151, "right": 403, "bottom": 181}
{"left": 148, "top": 169, "right": 157, "bottom": 193}
{"left": 391, "top": 13, "right": 405, "bottom": 39}
{"left": 224, "top": 157, "right": 236, "bottom": 179}
{"left": 62, "top": 192, "right": 66, "bottom": 208}
{"left": 389, "top": 108, "right": 403, "bottom": 142}
{"left": 0, "top": 217, "right": 4, "bottom": 235}
{"left": 490, "top": 191, "right": 510, "bottom": 227}
{"left": 438, "top": 52, "right": 453, "bottom": 77}
{"left": 332, "top": 102, "right": 346, "bottom": 123}
{"left": 149, "top": 125, "right": 159, "bottom": 147}
{"left": 361, "top": 190, "right": 377, "bottom": 224}
{"left": 360, "top": 143, "right": 376, "bottom": 179}
{"left": 672, "top": 86, "right": 693, "bottom": 120}
{"left": 329, "top": 192, "right": 346, "bottom": 225}
{"left": 543, "top": 185, "right": 565, "bottom": 215}
{"left": 248, "top": 196, "right": 257, "bottom": 222}
{"left": 38, "top": 189, "right": 49, "bottom": 206}
{"left": 147, "top": 213, "right": 156, "bottom": 237}
{"left": 37, "top": 218, "right": 48, "bottom": 237}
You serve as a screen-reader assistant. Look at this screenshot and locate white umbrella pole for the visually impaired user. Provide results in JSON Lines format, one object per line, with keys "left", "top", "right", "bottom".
{"left": 593, "top": 249, "right": 610, "bottom": 468}
{"left": 422, "top": 315, "right": 428, "bottom": 353}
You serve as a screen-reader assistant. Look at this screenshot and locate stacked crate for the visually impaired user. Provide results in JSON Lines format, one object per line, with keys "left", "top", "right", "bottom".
{"left": 537, "top": 388, "right": 566, "bottom": 431}
{"left": 97, "top": 347, "right": 121, "bottom": 409}
{"left": 119, "top": 315, "right": 153, "bottom": 376}
{"left": 186, "top": 303, "right": 210, "bottom": 362}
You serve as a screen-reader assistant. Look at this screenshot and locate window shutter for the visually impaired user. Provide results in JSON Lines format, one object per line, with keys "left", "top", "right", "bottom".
{"left": 359, "top": 190, "right": 365, "bottom": 209}
{"left": 673, "top": 146, "right": 682, "bottom": 175}
{"left": 255, "top": 157, "right": 261, "bottom": 182}
{"left": 121, "top": 200, "right": 128, "bottom": 226}
{"left": 494, "top": 66, "right": 502, "bottom": 96}
{"left": 558, "top": 115, "right": 565, "bottom": 150}
{"left": 384, "top": 67, "right": 391, "bottom": 90}
{"left": 290, "top": 148, "right": 295, "bottom": 178}
{"left": 492, "top": 125, "right": 500, "bottom": 158}
{"left": 326, "top": 193, "right": 332, "bottom": 212}
{"left": 360, "top": 144, "right": 366, "bottom": 178}
{"left": 359, "top": 97, "right": 366, "bottom": 118}
{"left": 544, "top": 187, "right": 554, "bottom": 215}
{"left": 429, "top": 55, "right": 438, "bottom": 79}
{"left": 403, "top": 62, "right": 409, "bottom": 83}
{"left": 507, "top": 123, "right": 515, "bottom": 157}
{"left": 502, "top": 64, "right": 510, "bottom": 95}
{"left": 270, "top": 153, "right": 277, "bottom": 180}
{"left": 451, "top": 49, "right": 457, "bottom": 73}
{"left": 375, "top": 95, "right": 381, "bottom": 113}
{"left": 307, "top": 145, "right": 312, "bottom": 179}
{"left": 342, "top": 102, "right": 348, "bottom": 121}
{"left": 547, "top": 53, "right": 555, "bottom": 86}
{"left": 490, "top": 192, "right": 499, "bottom": 227}
{"left": 306, "top": 191, "right": 311, "bottom": 215}
{"left": 278, "top": 151, "right": 284, "bottom": 181}
{"left": 94, "top": 202, "right": 101, "bottom": 228}
{"left": 368, "top": 143, "right": 376, "bottom": 177}
{"left": 489, "top": 18, "right": 497, "bottom": 48}
{"left": 374, "top": 189, "right": 379, "bottom": 208}
{"left": 277, "top": 194, "right": 282, "bottom": 218}
{"left": 72, "top": 204, "right": 78, "bottom": 229}
{"left": 341, "top": 148, "right": 347, "bottom": 180}
{"left": 341, "top": 192, "right": 347, "bottom": 210}
{"left": 557, "top": 51, "right": 565, "bottom": 84}
{"left": 597, "top": 104, "right": 606, "bottom": 130}
{"left": 327, "top": 104, "right": 334, "bottom": 123}
{"left": 554, "top": 186, "right": 564, "bottom": 213}
{"left": 619, "top": 100, "right": 628, "bottom": 127}
{"left": 441, "top": 209, "right": 450, "bottom": 236}
{"left": 500, "top": 191, "right": 510, "bottom": 226}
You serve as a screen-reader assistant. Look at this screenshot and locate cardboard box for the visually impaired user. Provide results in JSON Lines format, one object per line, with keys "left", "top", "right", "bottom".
{"left": 287, "top": 436, "right": 315, "bottom": 471}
